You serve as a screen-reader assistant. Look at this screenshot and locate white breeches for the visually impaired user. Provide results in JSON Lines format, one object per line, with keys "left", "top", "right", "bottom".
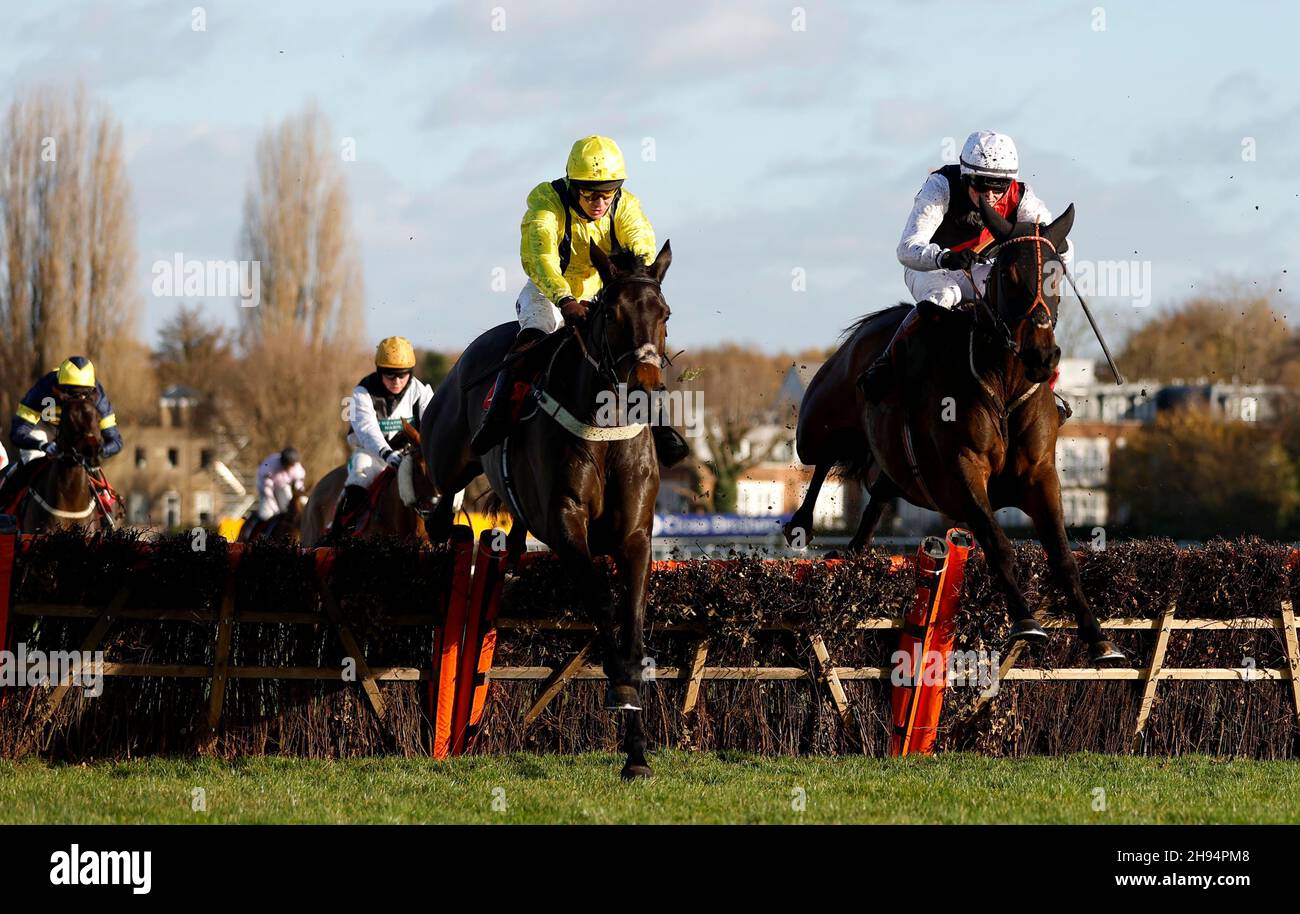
{"left": 516, "top": 281, "right": 565, "bottom": 333}
{"left": 257, "top": 485, "right": 293, "bottom": 521}
{"left": 345, "top": 448, "right": 387, "bottom": 489}
{"left": 903, "top": 262, "right": 993, "bottom": 309}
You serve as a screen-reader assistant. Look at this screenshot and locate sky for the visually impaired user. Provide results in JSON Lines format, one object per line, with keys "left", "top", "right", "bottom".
{"left": 1, "top": 0, "right": 1297, "bottom": 359}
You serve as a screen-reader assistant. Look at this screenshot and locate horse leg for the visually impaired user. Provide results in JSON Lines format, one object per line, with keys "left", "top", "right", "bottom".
{"left": 1022, "top": 475, "right": 1123, "bottom": 662}
{"left": 847, "top": 476, "right": 898, "bottom": 552}
{"left": 956, "top": 456, "right": 1046, "bottom": 643}
{"left": 429, "top": 467, "right": 478, "bottom": 543}
{"left": 783, "top": 462, "right": 829, "bottom": 547}
{"left": 552, "top": 502, "right": 629, "bottom": 707}
{"left": 616, "top": 528, "right": 653, "bottom": 779}
{"left": 505, "top": 519, "right": 528, "bottom": 565}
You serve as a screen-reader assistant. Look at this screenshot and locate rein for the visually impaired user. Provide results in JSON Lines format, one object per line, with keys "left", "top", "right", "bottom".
{"left": 964, "top": 223, "right": 1061, "bottom": 421}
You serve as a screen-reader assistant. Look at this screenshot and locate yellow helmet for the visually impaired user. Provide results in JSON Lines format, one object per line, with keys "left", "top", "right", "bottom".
{"left": 56, "top": 356, "right": 96, "bottom": 389}
{"left": 375, "top": 336, "right": 416, "bottom": 370}
{"left": 566, "top": 136, "right": 626, "bottom": 190}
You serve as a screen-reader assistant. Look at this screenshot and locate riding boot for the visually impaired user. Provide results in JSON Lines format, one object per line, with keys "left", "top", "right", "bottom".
{"left": 1056, "top": 397, "right": 1072, "bottom": 427}
{"left": 470, "top": 327, "right": 548, "bottom": 456}
{"left": 330, "top": 484, "right": 369, "bottom": 538}
{"left": 857, "top": 306, "right": 924, "bottom": 402}
{"left": 0, "top": 457, "right": 44, "bottom": 512}
{"left": 650, "top": 425, "right": 691, "bottom": 467}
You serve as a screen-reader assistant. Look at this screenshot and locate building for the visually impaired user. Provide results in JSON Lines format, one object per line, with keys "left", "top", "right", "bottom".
{"left": 111, "top": 386, "right": 252, "bottom": 530}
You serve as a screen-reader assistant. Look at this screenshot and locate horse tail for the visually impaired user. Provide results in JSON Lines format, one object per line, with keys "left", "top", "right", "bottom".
{"left": 838, "top": 302, "right": 912, "bottom": 343}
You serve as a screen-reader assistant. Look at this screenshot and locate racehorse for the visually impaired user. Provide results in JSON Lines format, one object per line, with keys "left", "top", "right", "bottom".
{"left": 236, "top": 500, "right": 301, "bottom": 543}
{"left": 787, "top": 201, "right": 1122, "bottom": 663}
{"left": 13, "top": 391, "right": 120, "bottom": 532}
{"left": 421, "top": 242, "right": 673, "bottom": 780}
{"left": 299, "top": 420, "right": 436, "bottom": 546}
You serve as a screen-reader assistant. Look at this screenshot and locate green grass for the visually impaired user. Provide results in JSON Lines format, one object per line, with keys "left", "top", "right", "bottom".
{"left": 2, "top": 752, "right": 1298, "bottom": 824}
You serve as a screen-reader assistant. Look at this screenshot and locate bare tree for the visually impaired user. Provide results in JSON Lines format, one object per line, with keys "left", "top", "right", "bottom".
{"left": 0, "top": 84, "right": 141, "bottom": 431}
{"left": 234, "top": 102, "right": 368, "bottom": 478}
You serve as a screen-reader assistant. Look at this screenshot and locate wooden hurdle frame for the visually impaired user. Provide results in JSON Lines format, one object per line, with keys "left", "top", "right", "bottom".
{"left": 3, "top": 526, "right": 1300, "bottom": 754}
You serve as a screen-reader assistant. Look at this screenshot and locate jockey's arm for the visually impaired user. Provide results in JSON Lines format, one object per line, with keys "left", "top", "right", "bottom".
{"left": 897, "top": 173, "right": 950, "bottom": 272}
{"left": 349, "top": 386, "right": 394, "bottom": 459}
{"left": 94, "top": 383, "right": 123, "bottom": 458}
{"left": 10, "top": 413, "right": 45, "bottom": 453}
{"left": 1016, "top": 184, "right": 1074, "bottom": 270}
{"left": 414, "top": 378, "right": 435, "bottom": 416}
{"left": 520, "top": 185, "right": 574, "bottom": 305}
{"left": 613, "top": 191, "right": 657, "bottom": 265}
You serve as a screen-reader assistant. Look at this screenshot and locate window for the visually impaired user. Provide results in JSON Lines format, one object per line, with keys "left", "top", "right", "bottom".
{"left": 127, "top": 492, "right": 149, "bottom": 525}
{"left": 135, "top": 448, "right": 146, "bottom": 469}
{"left": 195, "top": 491, "right": 213, "bottom": 527}
{"left": 200, "top": 449, "right": 213, "bottom": 469}
{"left": 163, "top": 492, "right": 181, "bottom": 529}
{"left": 167, "top": 448, "right": 179, "bottom": 468}
{"left": 736, "top": 480, "right": 785, "bottom": 517}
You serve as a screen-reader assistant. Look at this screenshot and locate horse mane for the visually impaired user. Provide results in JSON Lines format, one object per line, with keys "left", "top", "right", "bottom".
{"left": 609, "top": 249, "right": 651, "bottom": 276}
{"left": 839, "top": 302, "right": 912, "bottom": 342}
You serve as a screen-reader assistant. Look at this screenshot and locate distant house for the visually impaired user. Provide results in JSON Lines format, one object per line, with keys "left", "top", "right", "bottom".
{"left": 111, "top": 386, "right": 251, "bottom": 530}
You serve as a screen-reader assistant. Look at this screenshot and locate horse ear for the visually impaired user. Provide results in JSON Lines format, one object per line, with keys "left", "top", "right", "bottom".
{"left": 1043, "top": 203, "right": 1075, "bottom": 250}
{"left": 978, "top": 196, "right": 1014, "bottom": 241}
{"left": 401, "top": 418, "right": 421, "bottom": 448}
{"left": 649, "top": 240, "right": 672, "bottom": 283}
{"left": 590, "top": 241, "right": 614, "bottom": 285}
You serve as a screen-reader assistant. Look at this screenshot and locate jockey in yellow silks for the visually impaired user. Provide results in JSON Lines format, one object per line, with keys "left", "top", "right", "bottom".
{"left": 469, "top": 136, "right": 687, "bottom": 465}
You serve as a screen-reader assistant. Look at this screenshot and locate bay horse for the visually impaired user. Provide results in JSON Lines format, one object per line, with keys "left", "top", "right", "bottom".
{"left": 299, "top": 420, "right": 436, "bottom": 546}
{"left": 421, "top": 242, "right": 672, "bottom": 780}
{"left": 788, "top": 200, "right": 1122, "bottom": 663}
{"left": 16, "top": 392, "right": 119, "bottom": 532}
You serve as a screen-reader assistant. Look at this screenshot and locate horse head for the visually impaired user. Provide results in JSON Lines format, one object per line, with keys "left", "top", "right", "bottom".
{"left": 588, "top": 240, "right": 672, "bottom": 392}
{"left": 54, "top": 388, "right": 102, "bottom": 463}
{"left": 399, "top": 418, "right": 438, "bottom": 517}
{"left": 978, "top": 198, "right": 1074, "bottom": 384}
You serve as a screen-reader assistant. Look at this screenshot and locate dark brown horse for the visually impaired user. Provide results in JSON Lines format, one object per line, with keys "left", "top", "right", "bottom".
{"left": 300, "top": 420, "right": 437, "bottom": 546}
{"left": 17, "top": 392, "right": 120, "bottom": 532}
{"left": 421, "top": 242, "right": 672, "bottom": 779}
{"left": 788, "top": 201, "right": 1122, "bottom": 663}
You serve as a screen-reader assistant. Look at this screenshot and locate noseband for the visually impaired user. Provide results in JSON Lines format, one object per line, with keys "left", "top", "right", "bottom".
{"left": 977, "top": 222, "right": 1060, "bottom": 354}
{"left": 578, "top": 275, "right": 669, "bottom": 384}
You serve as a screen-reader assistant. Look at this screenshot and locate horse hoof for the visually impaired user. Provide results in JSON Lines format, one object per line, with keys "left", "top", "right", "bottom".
{"left": 621, "top": 763, "right": 653, "bottom": 781}
{"left": 604, "top": 685, "right": 642, "bottom": 712}
{"left": 1089, "top": 640, "right": 1125, "bottom": 663}
{"left": 1008, "top": 618, "right": 1048, "bottom": 643}
{"left": 782, "top": 519, "right": 810, "bottom": 547}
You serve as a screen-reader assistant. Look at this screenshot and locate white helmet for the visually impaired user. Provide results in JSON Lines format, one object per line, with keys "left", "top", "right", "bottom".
{"left": 959, "top": 130, "right": 1019, "bottom": 180}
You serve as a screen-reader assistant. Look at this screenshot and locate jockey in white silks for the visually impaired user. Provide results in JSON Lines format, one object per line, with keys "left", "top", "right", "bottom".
{"left": 859, "top": 130, "right": 1073, "bottom": 404}
{"left": 330, "top": 336, "right": 434, "bottom": 536}
{"left": 254, "top": 448, "right": 305, "bottom": 521}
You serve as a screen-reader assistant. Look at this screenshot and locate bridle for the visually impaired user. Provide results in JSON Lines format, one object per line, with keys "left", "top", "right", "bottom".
{"left": 964, "top": 222, "right": 1063, "bottom": 420}
{"left": 572, "top": 274, "right": 672, "bottom": 387}
{"left": 972, "top": 222, "right": 1061, "bottom": 356}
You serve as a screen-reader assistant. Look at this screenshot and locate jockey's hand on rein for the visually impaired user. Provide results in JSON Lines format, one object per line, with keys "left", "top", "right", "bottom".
{"left": 383, "top": 449, "right": 403, "bottom": 468}
{"left": 939, "top": 248, "right": 977, "bottom": 272}
{"left": 41, "top": 441, "right": 59, "bottom": 457}
{"left": 559, "top": 297, "right": 590, "bottom": 323}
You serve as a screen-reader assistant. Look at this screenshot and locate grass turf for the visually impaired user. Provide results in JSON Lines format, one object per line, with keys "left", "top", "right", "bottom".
{"left": 2, "top": 752, "right": 1298, "bottom": 825}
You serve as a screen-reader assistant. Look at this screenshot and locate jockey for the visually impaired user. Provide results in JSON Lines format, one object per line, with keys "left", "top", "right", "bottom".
{"left": 330, "top": 336, "right": 434, "bottom": 535}
{"left": 254, "top": 447, "right": 305, "bottom": 522}
{"left": 858, "top": 130, "right": 1073, "bottom": 402}
{"left": 469, "top": 135, "right": 690, "bottom": 465}
{"left": 0, "top": 357, "right": 122, "bottom": 508}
